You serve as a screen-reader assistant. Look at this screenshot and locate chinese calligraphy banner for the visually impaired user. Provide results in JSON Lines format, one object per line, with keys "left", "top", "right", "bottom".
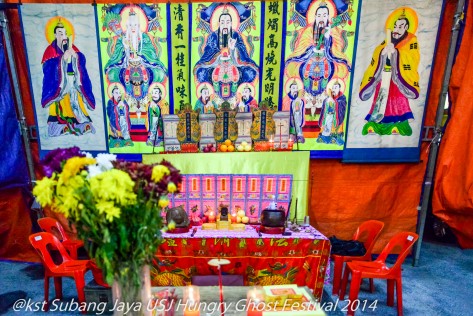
{"left": 170, "top": 3, "right": 191, "bottom": 111}
{"left": 343, "top": 1, "right": 444, "bottom": 162}
{"left": 21, "top": 4, "right": 107, "bottom": 156}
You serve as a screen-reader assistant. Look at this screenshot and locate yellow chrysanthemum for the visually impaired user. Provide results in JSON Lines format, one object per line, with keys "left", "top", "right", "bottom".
{"left": 151, "top": 165, "right": 170, "bottom": 183}
{"left": 54, "top": 175, "right": 85, "bottom": 218}
{"left": 89, "top": 169, "right": 136, "bottom": 205}
{"left": 167, "top": 182, "right": 177, "bottom": 193}
{"left": 33, "top": 176, "right": 57, "bottom": 207}
{"left": 158, "top": 197, "right": 169, "bottom": 208}
{"left": 61, "top": 157, "right": 96, "bottom": 182}
{"left": 96, "top": 200, "right": 121, "bottom": 222}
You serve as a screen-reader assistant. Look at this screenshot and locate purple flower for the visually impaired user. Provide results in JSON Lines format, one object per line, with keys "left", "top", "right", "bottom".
{"left": 41, "top": 147, "right": 85, "bottom": 177}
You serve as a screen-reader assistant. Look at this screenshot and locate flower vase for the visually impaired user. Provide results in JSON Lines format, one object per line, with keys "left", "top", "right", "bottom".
{"left": 112, "top": 265, "right": 152, "bottom": 316}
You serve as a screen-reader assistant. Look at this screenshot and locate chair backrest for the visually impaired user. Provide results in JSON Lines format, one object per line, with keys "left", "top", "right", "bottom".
{"left": 29, "top": 232, "right": 73, "bottom": 269}
{"left": 376, "top": 232, "right": 419, "bottom": 270}
{"left": 38, "top": 217, "right": 70, "bottom": 242}
{"left": 352, "top": 220, "right": 385, "bottom": 256}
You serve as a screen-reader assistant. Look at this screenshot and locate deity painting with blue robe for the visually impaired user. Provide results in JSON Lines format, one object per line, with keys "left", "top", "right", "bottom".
{"left": 106, "top": 85, "right": 133, "bottom": 147}
{"left": 193, "top": 3, "right": 259, "bottom": 102}
{"left": 41, "top": 19, "right": 96, "bottom": 137}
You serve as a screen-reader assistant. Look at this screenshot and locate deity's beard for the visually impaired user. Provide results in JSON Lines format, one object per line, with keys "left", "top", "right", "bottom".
{"left": 126, "top": 28, "right": 141, "bottom": 53}
{"left": 332, "top": 91, "right": 340, "bottom": 99}
{"left": 220, "top": 28, "right": 232, "bottom": 48}
{"left": 152, "top": 97, "right": 161, "bottom": 103}
{"left": 202, "top": 96, "right": 209, "bottom": 103}
{"left": 290, "top": 92, "right": 298, "bottom": 98}
{"left": 391, "top": 31, "right": 407, "bottom": 46}
{"left": 314, "top": 20, "right": 328, "bottom": 42}
{"left": 242, "top": 96, "right": 249, "bottom": 102}
{"left": 114, "top": 96, "right": 121, "bottom": 103}
{"left": 60, "top": 39, "right": 68, "bottom": 52}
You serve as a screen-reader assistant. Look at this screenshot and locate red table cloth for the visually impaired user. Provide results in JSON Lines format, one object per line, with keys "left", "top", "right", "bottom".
{"left": 151, "top": 225, "right": 330, "bottom": 300}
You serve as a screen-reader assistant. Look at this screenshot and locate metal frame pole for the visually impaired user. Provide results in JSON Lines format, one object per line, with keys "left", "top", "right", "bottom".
{"left": 0, "top": 7, "right": 36, "bottom": 187}
{"left": 413, "top": 0, "right": 466, "bottom": 266}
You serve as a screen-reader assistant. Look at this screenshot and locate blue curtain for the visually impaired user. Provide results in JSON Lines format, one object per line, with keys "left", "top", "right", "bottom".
{"left": 0, "top": 31, "right": 29, "bottom": 189}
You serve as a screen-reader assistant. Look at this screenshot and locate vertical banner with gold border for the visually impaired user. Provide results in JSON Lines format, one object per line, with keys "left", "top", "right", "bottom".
{"left": 169, "top": 3, "right": 191, "bottom": 112}
{"left": 261, "top": 1, "right": 284, "bottom": 108}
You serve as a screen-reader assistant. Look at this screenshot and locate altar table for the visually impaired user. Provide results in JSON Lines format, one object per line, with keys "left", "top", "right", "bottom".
{"left": 151, "top": 225, "right": 330, "bottom": 300}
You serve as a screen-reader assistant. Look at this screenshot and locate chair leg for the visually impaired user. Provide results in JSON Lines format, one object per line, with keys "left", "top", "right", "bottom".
{"left": 44, "top": 276, "right": 50, "bottom": 311}
{"left": 387, "top": 279, "right": 395, "bottom": 307}
{"left": 347, "top": 271, "right": 362, "bottom": 316}
{"left": 369, "top": 278, "right": 375, "bottom": 293}
{"left": 54, "top": 277, "right": 63, "bottom": 299}
{"left": 332, "top": 256, "right": 344, "bottom": 295}
{"left": 339, "top": 265, "right": 351, "bottom": 300}
{"left": 74, "top": 273, "right": 87, "bottom": 314}
{"left": 396, "top": 277, "right": 403, "bottom": 316}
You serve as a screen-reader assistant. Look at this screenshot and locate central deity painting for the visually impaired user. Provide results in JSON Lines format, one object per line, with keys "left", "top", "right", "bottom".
{"left": 191, "top": 2, "right": 261, "bottom": 112}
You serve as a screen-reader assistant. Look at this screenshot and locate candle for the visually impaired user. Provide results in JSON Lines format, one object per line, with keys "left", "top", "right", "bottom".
{"left": 183, "top": 286, "right": 200, "bottom": 316}
{"left": 231, "top": 213, "right": 237, "bottom": 223}
{"left": 247, "top": 286, "right": 265, "bottom": 316}
{"left": 288, "top": 136, "right": 294, "bottom": 150}
{"left": 208, "top": 212, "right": 216, "bottom": 223}
{"left": 184, "top": 308, "right": 200, "bottom": 316}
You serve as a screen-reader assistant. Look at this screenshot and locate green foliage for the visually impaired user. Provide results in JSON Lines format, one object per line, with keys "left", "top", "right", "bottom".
{"left": 74, "top": 185, "right": 163, "bottom": 287}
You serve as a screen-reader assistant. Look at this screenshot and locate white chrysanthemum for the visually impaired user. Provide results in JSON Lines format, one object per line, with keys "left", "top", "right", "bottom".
{"left": 82, "top": 151, "right": 94, "bottom": 159}
{"left": 96, "top": 153, "right": 117, "bottom": 170}
{"left": 87, "top": 164, "right": 104, "bottom": 178}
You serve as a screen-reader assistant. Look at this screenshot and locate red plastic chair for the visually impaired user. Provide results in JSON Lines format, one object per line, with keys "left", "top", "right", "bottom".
{"left": 331, "top": 220, "right": 384, "bottom": 295}
{"left": 38, "top": 217, "right": 84, "bottom": 259}
{"left": 29, "top": 232, "right": 90, "bottom": 313}
{"left": 340, "top": 232, "right": 419, "bottom": 316}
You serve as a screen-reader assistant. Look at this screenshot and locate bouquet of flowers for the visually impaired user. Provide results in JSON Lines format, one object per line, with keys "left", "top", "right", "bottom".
{"left": 33, "top": 147, "right": 182, "bottom": 309}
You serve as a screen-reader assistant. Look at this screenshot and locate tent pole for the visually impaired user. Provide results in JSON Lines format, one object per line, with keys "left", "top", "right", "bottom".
{"left": 413, "top": 0, "right": 466, "bottom": 266}
{"left": 0, "top": 8, "right": 37, "bottom": 187}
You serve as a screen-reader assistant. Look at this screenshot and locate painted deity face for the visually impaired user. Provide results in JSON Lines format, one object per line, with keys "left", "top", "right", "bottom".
{"left": 242, "top": 88, "right": 251, "bottom": 100}
{"left": 332, "top": 84, "right": 341, "bottom": 97}
{"left": 315, "top": 7, "right": 329, "bottom": 28}
{"left": 128, "top": 14, "right": 140, "bottom": 34}
{"left": 112, "top": 88, "right": 121, "bottom": 102}
{"left": 290, "top": 84, "right": 299, "bottom": 96}
{"left": 393, "top": 19, "right": 409, "bottom": 39}
{"left": 55, "top": 27, "right": 68, "bottom": 51}
{"left": 152, "top": 88, "right": 161, "bottom": 100}
{"left": 219, "top": 14, "right": 232, "bottom": 35}
{"left": 201, "top": 88, "right": 210, "bottom": 101}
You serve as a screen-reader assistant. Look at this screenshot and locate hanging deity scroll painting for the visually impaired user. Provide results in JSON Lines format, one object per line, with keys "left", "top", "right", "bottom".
{"left": 191, "top": 2, "right": 261, "bottom": 113}
{"left": 282, "top": 0, "right": 360, "bottom": 157}
{"left": 21, "top": 4, "right": 107, "bottom": 156}
{"left": 97, "top": 3, "right": 170, "bottom": 154}
{"left": 343, "top": 1, "right": 444, "bottom": 162}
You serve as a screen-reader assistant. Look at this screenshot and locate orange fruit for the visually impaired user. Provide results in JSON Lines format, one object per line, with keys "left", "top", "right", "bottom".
{"left": 227, "top": 145, "right": 235, "bottom": 152}
{"left": 220, "top": 144, "right": 228, "bottom": 152}
{"left": 224, "top": 139, "right": 232, "bottom": 146}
